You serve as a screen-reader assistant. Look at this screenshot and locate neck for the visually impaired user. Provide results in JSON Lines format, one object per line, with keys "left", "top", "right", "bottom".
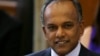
{"left": 58, "top": 53, "right": 66, "bottom": 56}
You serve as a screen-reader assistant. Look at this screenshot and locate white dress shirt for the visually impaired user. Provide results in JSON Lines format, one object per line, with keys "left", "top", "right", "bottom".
{"left": 51, "top": 42, "right": 81, "bottom": 56}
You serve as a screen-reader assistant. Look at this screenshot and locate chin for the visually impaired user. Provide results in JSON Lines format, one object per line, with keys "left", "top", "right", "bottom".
{"left": 54, "top": 47, "right": 71, "bottom": 55}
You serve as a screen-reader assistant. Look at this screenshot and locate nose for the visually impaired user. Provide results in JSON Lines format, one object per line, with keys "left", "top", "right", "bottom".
{"left": 56, "top": 27, "right": 66, "bottom": 38}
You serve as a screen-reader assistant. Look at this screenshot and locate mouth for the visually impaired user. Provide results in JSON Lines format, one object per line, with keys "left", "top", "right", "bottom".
{"left": 55, "top": 40, "right": 70, "bottom": 46}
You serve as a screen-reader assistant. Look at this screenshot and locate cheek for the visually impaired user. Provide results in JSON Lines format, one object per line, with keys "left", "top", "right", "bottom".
{"left": 45, "top": 32, "right": 56, "bottom": 47}
{"left": 45, "top": 32, "right": 56, "bottom": 41}
{"left": 67, "top": 27, "right": 81, "bottom": 41}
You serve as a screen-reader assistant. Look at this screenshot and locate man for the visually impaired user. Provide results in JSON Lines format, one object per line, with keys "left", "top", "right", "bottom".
{"left": 26, "top": 0, "right": 100, "bottom": 56}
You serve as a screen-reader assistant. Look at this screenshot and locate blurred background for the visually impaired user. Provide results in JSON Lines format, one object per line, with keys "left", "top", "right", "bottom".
{"left": 0, "top": 0, "right": 99, "bottom": 56}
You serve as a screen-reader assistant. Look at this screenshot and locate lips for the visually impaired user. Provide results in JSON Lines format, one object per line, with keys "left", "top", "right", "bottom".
{"left": 55, "top": 40, "right": 70, "bottom": 46}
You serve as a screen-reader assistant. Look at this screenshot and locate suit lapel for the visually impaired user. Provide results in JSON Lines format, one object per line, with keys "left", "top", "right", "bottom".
{"left": 79, "top": 45, "right": 91, "bottom": 56}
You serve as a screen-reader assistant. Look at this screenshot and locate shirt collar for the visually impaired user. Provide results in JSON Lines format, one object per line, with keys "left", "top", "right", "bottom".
{"left": 51, "top": 42, "right": 81, "bottom": 56}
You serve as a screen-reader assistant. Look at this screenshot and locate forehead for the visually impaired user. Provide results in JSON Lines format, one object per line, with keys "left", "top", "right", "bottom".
{"left": 47, "top": 1, "right": 76, "bottom": 11}
{"left": 44, "top": 0, "right": 78, "bottom": 20}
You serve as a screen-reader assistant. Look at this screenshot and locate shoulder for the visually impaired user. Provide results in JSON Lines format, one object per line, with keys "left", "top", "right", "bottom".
{"left": 25, "top": 48, "right": 51, "bottom": 56}
{"left": 25, "top": 51, "right": 46, "bottom": 56}
{"left": 80, "top": 45, "right": 100, "bottom": 56}
{"left": 87, "top": 51, "right": 100, "bottom": 56}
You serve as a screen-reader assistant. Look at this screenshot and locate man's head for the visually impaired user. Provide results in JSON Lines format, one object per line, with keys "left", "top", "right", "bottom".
{"left": 41, "top": 0, "right": 83, "bottom": 55}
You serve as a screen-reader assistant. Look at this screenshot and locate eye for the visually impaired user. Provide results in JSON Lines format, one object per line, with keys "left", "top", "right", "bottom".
{"left": 63, "top": 22, "right": 74, "bottom": 29}
{"left": 47, "top": 25, "right": 57, "bottom": 31}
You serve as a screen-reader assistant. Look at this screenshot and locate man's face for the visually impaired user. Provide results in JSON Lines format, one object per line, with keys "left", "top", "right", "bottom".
{"left": 43, "top": 1, "right": 83, "bottom": 55}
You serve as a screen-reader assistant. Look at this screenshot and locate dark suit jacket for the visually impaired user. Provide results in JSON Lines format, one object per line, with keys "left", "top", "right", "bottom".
{"left": 26, "top": 45, "right": 100, "bottom": 56}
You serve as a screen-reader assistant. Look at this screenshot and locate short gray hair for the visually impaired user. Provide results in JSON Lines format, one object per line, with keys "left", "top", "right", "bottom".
{"left": 40, "top": 0, "right": 82, "bottom": 25}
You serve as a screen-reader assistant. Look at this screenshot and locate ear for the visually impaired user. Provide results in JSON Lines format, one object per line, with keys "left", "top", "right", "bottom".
{"left": 42, "top": 26, "right": 46, "bottom": 34}
{"left": 42, "top": 26, "right": 48, "bottom": 40}
{"left": 79, "top": 19, "right": 84, "bottom": 36}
